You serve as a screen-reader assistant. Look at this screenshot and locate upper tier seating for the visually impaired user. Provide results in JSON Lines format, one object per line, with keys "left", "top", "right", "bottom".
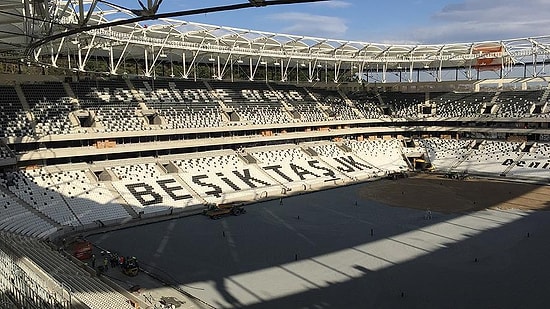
{"left": 133, "top": 79, "right": 222, "bottom": 128}
{"left": 379, "top": 92, "right": 425, "bottom": 118}
{"left": 308, "top": 88, "right": 360, "bottom": 120}
{"left": 494, "top": 90, "right": 543, "bottom": 118}
{"left": 70, "top": 80, "right": 145, "bottom": 132}
{"left": 0, "top": 85, "right": 31, "bottom": 137}
{"left": 21, "top": 82, "right": 75, "bottom": 136}
{"left": 432, "top": 92, "right": 493, "bottom": 117}
{"left": 209, "top": 81, "right": 289, "bottom": 125}
{"left": 345, "top": 91, "right": 385, "bottom": 119}
{"left": 270, "top": 84, "right": 327, "bottom": 122}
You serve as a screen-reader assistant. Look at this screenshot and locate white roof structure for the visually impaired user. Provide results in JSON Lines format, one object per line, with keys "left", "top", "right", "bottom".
{"left": 2, "top": 0, "right": 550, "bottom": 82}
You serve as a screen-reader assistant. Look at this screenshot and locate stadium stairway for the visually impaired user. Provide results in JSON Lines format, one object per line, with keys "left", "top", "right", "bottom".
{"left": 500, "top": 152, "right": 525, "bottom": 177}
{"left": 171, "top": 173, "right": 208, "bottom": 206}
{"left": 446, "top": 141, "right": 477, "bottom": 172}
{"left": 338, "top": 89, "right": 365, "bottom": 119}
{"left": 101, "top": 181, "right": 140, "bottom": 218}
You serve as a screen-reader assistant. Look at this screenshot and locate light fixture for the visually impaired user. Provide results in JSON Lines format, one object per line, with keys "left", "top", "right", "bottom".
{"left": 159, "top": 53, "right": 167, "bottom": 58}
{"left": 274, "top": 62, "right": 281, "bottom": 66}
{"left": 300, "top": 63, "right": 306, "bottom": 67}
{"left": 209, "top": 55, "right": 215, "bottom": 62}
{"left": 260, "top": 61, "right": 267, "bottom": 65}
{"left": 236, "top": 59, "right": 244, "bottom": 64}
{"left": 423, "top": 64, "right": 430, "bottom": 69}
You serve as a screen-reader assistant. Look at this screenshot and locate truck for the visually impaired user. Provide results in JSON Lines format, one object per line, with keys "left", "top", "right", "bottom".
{"left": 204, "top": 203, "right": 246, "bottom": 219}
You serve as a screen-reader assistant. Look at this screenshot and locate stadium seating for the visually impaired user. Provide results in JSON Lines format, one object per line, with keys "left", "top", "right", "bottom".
{"left": 303, "top": 141, "right": 378, "bottom": 180}
{"left": 1, "top": 232, "right": 135, "bottom": 309}
{"left": 344, "top": 138, "right": 410, "bottom": 173}
{"left": 494, "top": 90, "right": 543, "bottom": 118}
{"left": 379, "top": 92, "right": 425, "bottom": 118}
{"left": 505, "top": 142, "right": 550, "bottom": 180}
{"left": 270, "top": 84, "right": 327, "bottom": 122}
{"left": 250, "top": 145, "right": 345, "bottom": 192}
{"left": 345, "top": 91, "right": 385, "bottom": 119}
{"left": 173, "top": 150, "right": 280, "bottom": 204}
{"left": 308, "top": 88, "right": 360, "bottom": 120}
{"left": 0, "top": 194, "right": 57, "bottom": 239}
{"left": 132, "top": 79, "right": 223, "bottom": 128}
{"left": 0, "top": 85, "right": 32, "bottom": 137}
{"left": 415, "top": 138, "right": 474, "bottom": 171}
{"left": 431, "top": 92, "right": 493, "bottom": 118}
{"left": 453, "top": 140, "right": 522, "bottom": 176}
{"left": 208, "top": 80, "right": 289, "bottom": 125}
{"left": 110, "top": 162, "right": 202, "bottom": 216}
{"left": 20, "top": 82, "right": 75, "bottom": 136}
{"left": 70, "top": 80, "right": 145, "bottom": 132}
{"left": 0, "top": 170, "right": 80, "bottom": 227}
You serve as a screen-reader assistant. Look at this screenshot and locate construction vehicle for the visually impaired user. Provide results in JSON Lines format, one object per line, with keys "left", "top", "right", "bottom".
{"left": 122, "top": 256, "right": 139, "bottom": 277}
{"left": 204, "top": 203, "right": 246, "bottom": 219}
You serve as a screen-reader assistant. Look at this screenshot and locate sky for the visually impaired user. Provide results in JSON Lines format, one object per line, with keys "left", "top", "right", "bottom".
{"left": 108, "top": 0, "right": 550, "bottom": 44}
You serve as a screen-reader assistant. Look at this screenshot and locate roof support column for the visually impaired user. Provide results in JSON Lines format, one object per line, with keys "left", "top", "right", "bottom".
{"left": 77, "top": 42, "right": 84, "bottom": 71}
{"left": 532, "top": 47, "right": 537, "bottom": 77}
{"left": 182, "top": 52, "right": 187, "bottom": 78}
{"left": 109, "top": 44, "right": 115, "bottom": 75}
{"left": 333, "top": 61, "right": 341, "bottom": 83}
{"left": 217, "top": 55, "right": 221, "bottom": 79}
{"left": 408, "top": 61, "right": 414, "bottom": 82}
{"left": 307, "top": 61, "right": 313, "bottom": 82}
{"left": 230, "top": 56, "right": 234, "bottom": 82}
{"left": 144, "top": 47, "right": 150, "bottom": 77}
{"left": 249, "top": 57, "right": 254, "bottom": 81}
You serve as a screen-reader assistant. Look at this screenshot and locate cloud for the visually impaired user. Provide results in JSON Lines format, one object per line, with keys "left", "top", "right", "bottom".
{"left": 269, "top": 12, "right": 348, "bottom": 38}
{"left": 313, "top": 1, "right": 352, "bottom": 8}
{"left": 410, "top": 0, "right": 550, "bottom": 43}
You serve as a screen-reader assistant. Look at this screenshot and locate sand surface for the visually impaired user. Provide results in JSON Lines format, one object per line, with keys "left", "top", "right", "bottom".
{"left": 358, "top": 173, "right": 550, "bottom": 213}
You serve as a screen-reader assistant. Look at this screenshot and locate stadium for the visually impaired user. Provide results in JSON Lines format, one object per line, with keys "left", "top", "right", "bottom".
{"left": 0, "top": 0, "right": 550, "bottom": 308}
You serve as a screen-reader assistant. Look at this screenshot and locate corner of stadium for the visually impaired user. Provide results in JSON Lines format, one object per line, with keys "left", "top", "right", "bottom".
{"left": 0, "top": 1, "right": 549, "bottom": 308}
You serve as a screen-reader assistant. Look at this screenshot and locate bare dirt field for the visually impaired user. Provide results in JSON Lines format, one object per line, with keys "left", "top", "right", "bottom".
{"left": 358, "top": 173, "right": 550, "bottom": 213}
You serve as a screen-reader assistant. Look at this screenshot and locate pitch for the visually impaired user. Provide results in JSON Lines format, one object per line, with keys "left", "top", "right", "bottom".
{"left": 88, "top": 175, "right": 550, "bottom": 308}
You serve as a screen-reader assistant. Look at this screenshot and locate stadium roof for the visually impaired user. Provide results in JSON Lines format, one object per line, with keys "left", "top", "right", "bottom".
{"left": 2, "top": 0, "right": 550, "bottom": 79}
